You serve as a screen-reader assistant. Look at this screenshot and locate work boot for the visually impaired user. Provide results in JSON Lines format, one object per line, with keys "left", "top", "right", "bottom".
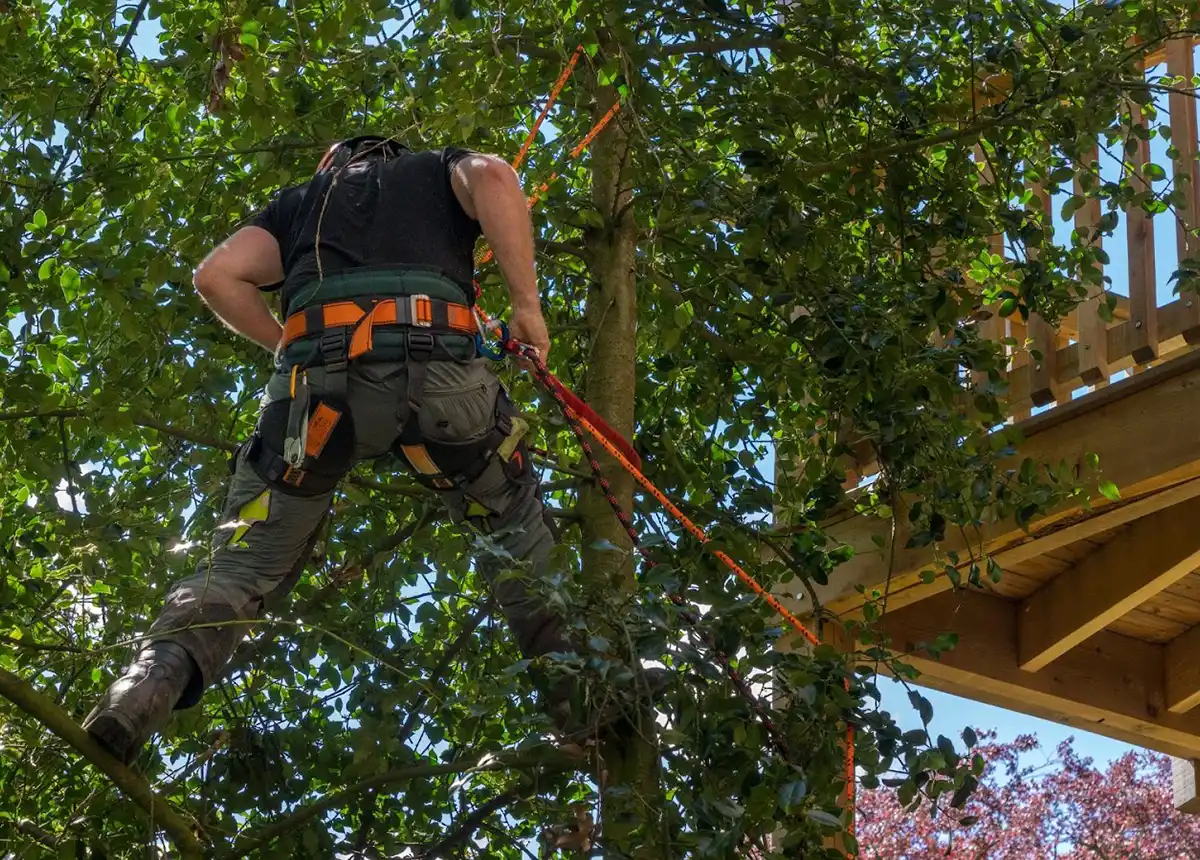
{"left": 82, "top": 641, "right": 199, "bottom": 765}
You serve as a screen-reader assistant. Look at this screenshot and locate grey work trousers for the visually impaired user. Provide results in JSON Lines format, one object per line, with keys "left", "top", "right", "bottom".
{"left": 147, "top": 356, "right": 568, "bottom": 708}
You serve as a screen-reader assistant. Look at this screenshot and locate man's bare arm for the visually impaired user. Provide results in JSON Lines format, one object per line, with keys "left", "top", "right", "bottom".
{"left": 450, "top": 153, "right": 550, "bottom": 361}
{"left": 193, "top": 226, "right": 286, "bottom": 352}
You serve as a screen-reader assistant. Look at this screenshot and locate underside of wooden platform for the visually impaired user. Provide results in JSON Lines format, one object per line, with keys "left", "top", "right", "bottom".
{"left": 801, "top": 350, "right": 1200, "bottom": 760}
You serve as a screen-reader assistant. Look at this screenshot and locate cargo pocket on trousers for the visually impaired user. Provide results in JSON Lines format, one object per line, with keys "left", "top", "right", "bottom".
{"left": 418, "top": 375, "right": 501, "bottom": 445}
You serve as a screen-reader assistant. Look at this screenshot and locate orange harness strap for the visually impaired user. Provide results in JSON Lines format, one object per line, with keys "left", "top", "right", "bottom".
{"left": 281, "top": 297, "right": 476, "bottom": 357}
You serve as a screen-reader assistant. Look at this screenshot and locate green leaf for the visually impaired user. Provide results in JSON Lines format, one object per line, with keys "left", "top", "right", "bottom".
{"left": 56, "top": 353, "right": 78, "bottom": 382}
{"left": 778, "top": 779, "right": 808, "bottom": 809}
{"left": 37, "top": 259, "right": 54, "bottom": 282}
{"left": 33, "top": 209, "right": 47, "bottom": 229}
{"left": 501, "top": 658, "right": 532, "bottom": 676}
{"left": 59, "top": 266, "right": 81, "bottom": 296}
{"left": 1061, "top": 195, "right": 1085, "bottom": 220}
{"left": 240, "top": 31, "right": 260, "bottom": 49}
{"left": 805, "top": 809, "right": 841, "bottom": 828}
{"left": 1098, "top": 479, "right": 1120, "bottom": 502}
{"left": 908, "top": 690, "right": 933, "bottom": 725}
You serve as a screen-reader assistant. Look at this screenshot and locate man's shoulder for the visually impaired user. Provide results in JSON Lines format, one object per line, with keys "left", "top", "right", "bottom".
{"left": 401, "top": 145, "right": 480, "bottom": 167}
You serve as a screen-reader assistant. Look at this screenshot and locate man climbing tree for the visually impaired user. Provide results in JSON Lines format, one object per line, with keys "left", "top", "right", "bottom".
{"left": 81, "top": 136, "right": 658, "bottom": 764}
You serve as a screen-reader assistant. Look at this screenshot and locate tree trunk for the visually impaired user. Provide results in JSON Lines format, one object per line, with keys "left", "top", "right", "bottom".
{"left": 580, "top": 52, "right": 664, "bottom": 857}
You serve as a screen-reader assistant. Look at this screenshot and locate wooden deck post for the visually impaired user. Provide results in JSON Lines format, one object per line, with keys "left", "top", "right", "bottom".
{"left": 1029, "top": 170, "right": 1065, "bottom": 406}
{"left": 1173, "top": 757, "right": 1200, "bottom": 814}
{"left": 1126, "top": 72, "right": 1160, "bottom": 364}
{"left": 1166, "top": 37, "right": 1200, "bottom": 344}
{"left": 1076, "top": 146, "right": 1110, "bottom": 385}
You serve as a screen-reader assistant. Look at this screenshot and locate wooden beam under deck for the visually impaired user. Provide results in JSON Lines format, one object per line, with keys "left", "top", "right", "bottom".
{"left": 808, "top": 350, "right": 1200, "bottom": 620}
{"left": 1017, "top": 497, "right": 1200, "bottom": 672}
{"left": 1166, "top": 623, "right": 1200, "bottom": 714}
{"left": 873, "top": 590, "right": 1200, "bottom": 760}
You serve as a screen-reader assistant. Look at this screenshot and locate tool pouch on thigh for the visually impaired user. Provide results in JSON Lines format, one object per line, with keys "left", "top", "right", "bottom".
{"left": 396, "top": 387, "right": 533, "bottom": 492}
{"left": 245, "top": 369, "right": 356, "bottom": 497}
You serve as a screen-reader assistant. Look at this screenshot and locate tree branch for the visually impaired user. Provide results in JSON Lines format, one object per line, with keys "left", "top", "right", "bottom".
{"left": 483, "top": 36, "right": 564, "bottom": 62}
{"left": 422, "top": 786, "right": 524, "bottom": 858}
{"left": 83, "top": 0, "right": 150, "bottom": 121}
{"left": 654, "top": 35, "right": 885, "bottom": 85}
{"left": 16, "top": 818, "right": 57, "bottom": 848}
{"left": 3, "top": 633, "right": 85, "bottom": 653}
{"left": 223, "top": 750, "right": 575, "bottom": 858}
{"left": 536, "top": 238, "right": 590, "bottom": 261}
{"left": 398, "top": 603, "right": 491, "bottom": 740}
{"left": 0, "top": 406, "right": 428, "bottom": 497}
{"left": 799, "top": 109, "right": 1031, "bottom": 177}
{"left": 650, "top": 275, "right": 756, "bottom": 363}
{"left": 0, "top": 667, "right": 205, "bottom": 857}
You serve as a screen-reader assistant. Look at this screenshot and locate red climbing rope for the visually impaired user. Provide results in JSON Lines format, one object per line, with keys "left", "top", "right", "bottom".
{"left": 513, "top": 342, "right": 797, "bottom": 760}
{"left": 477, "top": 46, "right": 858, "bottom": 829}
{"left": 509, "top": 338, "right": 860, "bottom": 821}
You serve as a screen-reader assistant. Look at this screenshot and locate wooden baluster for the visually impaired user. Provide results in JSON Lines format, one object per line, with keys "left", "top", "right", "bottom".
{"left": 1028, "top": 172, "right": 1063, "bottom": 406}
{"left": 1009, "top": 317, "right": 1031, "bottom": 421}
{"left": 973, "top": 145, "right": 1007, "bottom": 388}
{"left": 1076, "top": 145, "right": 1110, "bottom": 386}
{"left": 1167, "top": 37, "right": 1200, "bottom": 343}
{"left": 1126, "top": 66, "right": 1160, "bottom": 365}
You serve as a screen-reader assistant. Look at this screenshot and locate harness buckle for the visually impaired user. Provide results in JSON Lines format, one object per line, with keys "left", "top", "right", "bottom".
{"left": 320, "top": 329, "right": 349, "bottom": 372}
{"left": 410, "top": 294, "right": 433, "bottom": 328}
{"left": 408, "top": 331, "right": 436, "bottom": 360}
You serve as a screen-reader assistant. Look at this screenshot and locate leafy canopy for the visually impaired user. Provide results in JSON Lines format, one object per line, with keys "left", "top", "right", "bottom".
{"left": 0, "top": 0, "right": 1195, "bottom": 856}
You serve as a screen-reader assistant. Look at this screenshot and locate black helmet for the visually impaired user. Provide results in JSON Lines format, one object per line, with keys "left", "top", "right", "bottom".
{"left": 314, "top": 135, "right": 408, "bottom": 173}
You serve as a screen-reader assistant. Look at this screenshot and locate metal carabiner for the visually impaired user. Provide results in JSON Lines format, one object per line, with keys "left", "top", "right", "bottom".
{"left": 475, "top": 319, "right": 510, "bottom": 362}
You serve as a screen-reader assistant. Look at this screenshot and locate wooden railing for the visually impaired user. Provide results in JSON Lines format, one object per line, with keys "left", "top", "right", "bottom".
{"left": 987, "top": 37, "right": 1200, "bottom": 419}
{"left": 843, "top": 37, "right": 1200, "bottom": 483}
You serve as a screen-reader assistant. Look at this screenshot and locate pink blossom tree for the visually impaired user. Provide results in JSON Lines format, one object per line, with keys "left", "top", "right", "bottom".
{"left": 857, "top": 730, "right": 1200, "bottom": 859}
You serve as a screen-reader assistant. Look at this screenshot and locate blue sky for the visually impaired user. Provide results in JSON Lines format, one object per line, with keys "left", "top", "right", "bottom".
{"left": 112, "top": 6, "right": 1152, "bottom": 780}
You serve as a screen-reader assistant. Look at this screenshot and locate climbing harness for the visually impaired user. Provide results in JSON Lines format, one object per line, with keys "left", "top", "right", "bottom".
{"left": 471, "top": 46, "right": 858, "bottom": 822}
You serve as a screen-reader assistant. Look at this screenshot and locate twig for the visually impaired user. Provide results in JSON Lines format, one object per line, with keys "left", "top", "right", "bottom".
{"left": 59, "top": 417, "right": 79, "bottom": 515}
{"left": 0, "top": 406, "right": 428, "bottom": 496}
{"left": 3, "top": 634, "right": 85, "bottom": 653}
{"left": 83, "top": 0, "right": 150, "bottom": 121}
{"left": 223, "top": 750, "right": 574, "bottom": 858}
{"left": 0, "top": 667, "right": 205, "bottom": 857}
{"left": 158, "top": 730, "right": 230, "bottom": 794}
{"left": 536, "top": 238, "right": 590, "bottom": 261}
{"left": 422, "top": 786, "right": 524, "bottom": 858}
{"left": 16, "top": 818, "right": 57, "bottom": 848}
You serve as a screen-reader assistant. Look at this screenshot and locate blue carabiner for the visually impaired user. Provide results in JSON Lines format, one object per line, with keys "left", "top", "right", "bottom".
{"left": 475, "top": 320, "right": 510, "bottom": 362}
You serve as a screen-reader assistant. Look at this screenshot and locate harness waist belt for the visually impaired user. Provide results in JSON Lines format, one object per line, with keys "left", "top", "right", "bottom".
{"left": 282, "top": 296, "right": 476, "bottom": 361}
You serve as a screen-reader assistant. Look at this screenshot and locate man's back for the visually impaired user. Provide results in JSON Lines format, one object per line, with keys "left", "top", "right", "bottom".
{"left": 252, "top": 147, "right": 482, "bottom": 312}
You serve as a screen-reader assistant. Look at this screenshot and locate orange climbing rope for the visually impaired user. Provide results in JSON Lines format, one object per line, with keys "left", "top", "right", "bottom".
{"left": 474, "top": 46, "right": 621, "bottom": 270}
{"left": 510, "top": 46, "right": 583, "bottom": 172}
{"left": 479, "top": 46, "right": 858, "bottom": 833}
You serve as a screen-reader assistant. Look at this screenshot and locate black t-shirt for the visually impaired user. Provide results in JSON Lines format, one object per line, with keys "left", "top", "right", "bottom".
{"left": 250, "top": 146, "right": 482, "bottom": 310}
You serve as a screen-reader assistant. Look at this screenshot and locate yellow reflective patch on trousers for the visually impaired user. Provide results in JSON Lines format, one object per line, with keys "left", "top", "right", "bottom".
{"left": 497, "top": 415, "right": 530, "bottom": 461}
{"left": 228, "top": 489, "right": 271, "bottom": 548}
{"left": 465, "top": 501, "right": 492, "bottom": 520}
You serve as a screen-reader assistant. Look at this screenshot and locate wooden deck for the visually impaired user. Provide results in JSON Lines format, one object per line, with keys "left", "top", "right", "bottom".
{"left": 791, "top": 36, "right": 1200, "bottom": 811}
{"left": 808, "top": 352, "right": 1200, "bottom": 758}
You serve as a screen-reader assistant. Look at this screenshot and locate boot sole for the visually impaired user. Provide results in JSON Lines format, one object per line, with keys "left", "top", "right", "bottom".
{"left": 82, "top": 711, "right": 139, "bottom": 765}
